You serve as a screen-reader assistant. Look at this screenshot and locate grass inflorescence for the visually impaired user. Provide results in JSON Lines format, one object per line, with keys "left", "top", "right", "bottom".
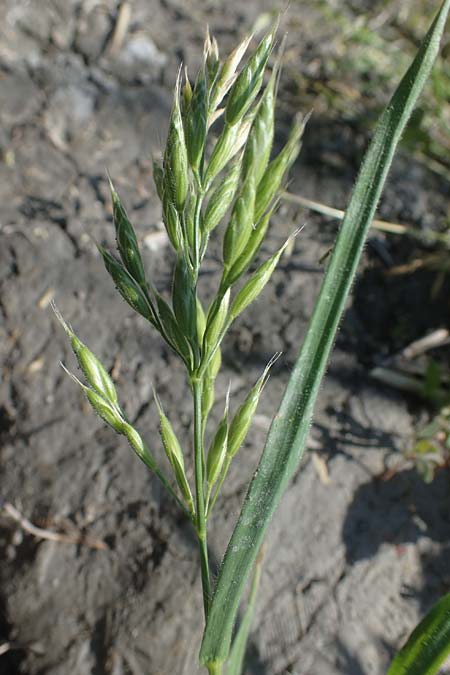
{"left": 53, "top": 5, "right": 450, "bottom": 673}
{"left": 54, "top": 23, "right": 305, "bottom": 642}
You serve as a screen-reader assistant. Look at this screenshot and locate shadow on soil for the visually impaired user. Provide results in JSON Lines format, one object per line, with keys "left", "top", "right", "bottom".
{"left": 343, "top": 466, "right": 450, "bottom": 615}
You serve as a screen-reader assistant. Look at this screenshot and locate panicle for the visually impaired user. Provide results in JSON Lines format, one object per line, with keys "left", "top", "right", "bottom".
{"left": 54, "top": 20, "right": 309, "bottom": 528}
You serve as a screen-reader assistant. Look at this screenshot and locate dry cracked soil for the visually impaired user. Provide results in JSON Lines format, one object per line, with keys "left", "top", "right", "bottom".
{"left": 1, "top": 1, "right": 450, "bottom": 674}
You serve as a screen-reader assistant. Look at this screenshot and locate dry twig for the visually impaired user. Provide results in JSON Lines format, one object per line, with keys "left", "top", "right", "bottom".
{"left": 107, "top": 1, "right": 131, "bottom": 56}
{"left": 1, "top": 500, "right": 108, "bottom": 551}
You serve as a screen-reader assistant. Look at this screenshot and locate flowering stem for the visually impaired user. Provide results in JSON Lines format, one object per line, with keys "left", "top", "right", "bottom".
{"left": 192, "top": 376, "right": 211, "bottom": 620}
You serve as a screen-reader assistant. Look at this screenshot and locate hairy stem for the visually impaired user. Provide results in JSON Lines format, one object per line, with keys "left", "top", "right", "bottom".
{"left": 193, "top": 377, "right": 211, "bottom": 619}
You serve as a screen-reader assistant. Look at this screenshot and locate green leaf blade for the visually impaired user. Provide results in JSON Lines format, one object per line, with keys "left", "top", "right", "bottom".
{"left": 200, "top": 1, "right": 450, "bottom": 667}
{"left": 387, "top": 593, "right": 450, "bottom": 675}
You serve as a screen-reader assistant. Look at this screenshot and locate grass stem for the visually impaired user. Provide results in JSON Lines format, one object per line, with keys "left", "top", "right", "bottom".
{"left": 193, "top": 377, "right": 211, "bottom": 619}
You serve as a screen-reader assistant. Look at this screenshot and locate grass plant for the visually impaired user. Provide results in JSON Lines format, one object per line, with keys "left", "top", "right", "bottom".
{"left": 54, "top": 3, "right": 450, "bottom": 673}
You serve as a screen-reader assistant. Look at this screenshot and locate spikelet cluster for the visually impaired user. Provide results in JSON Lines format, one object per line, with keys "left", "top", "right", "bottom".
{"left": 55, "top": 25, "right": 306, "bottom": 518}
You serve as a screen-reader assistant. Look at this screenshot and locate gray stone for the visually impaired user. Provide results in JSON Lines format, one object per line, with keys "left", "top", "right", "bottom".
{"left": 0, "top": 72, "right": 43, "bottom": 128}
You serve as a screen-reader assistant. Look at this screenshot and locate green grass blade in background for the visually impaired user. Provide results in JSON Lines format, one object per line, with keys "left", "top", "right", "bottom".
{"left": 387, "top": 593, "right": 450, "bottom": 675}
{"left": 200, "top": 1, "right": 450, "bottom": 668}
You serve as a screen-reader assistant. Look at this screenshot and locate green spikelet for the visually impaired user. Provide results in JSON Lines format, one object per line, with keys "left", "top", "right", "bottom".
{"left": 108, "top": 178, "right": 146, "bottom": 287}
{"left": 154, "top": 392, "right": 194, "bottom": 512}
{"left": 225, "top": 27, "right": 276, "bottom": 126}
